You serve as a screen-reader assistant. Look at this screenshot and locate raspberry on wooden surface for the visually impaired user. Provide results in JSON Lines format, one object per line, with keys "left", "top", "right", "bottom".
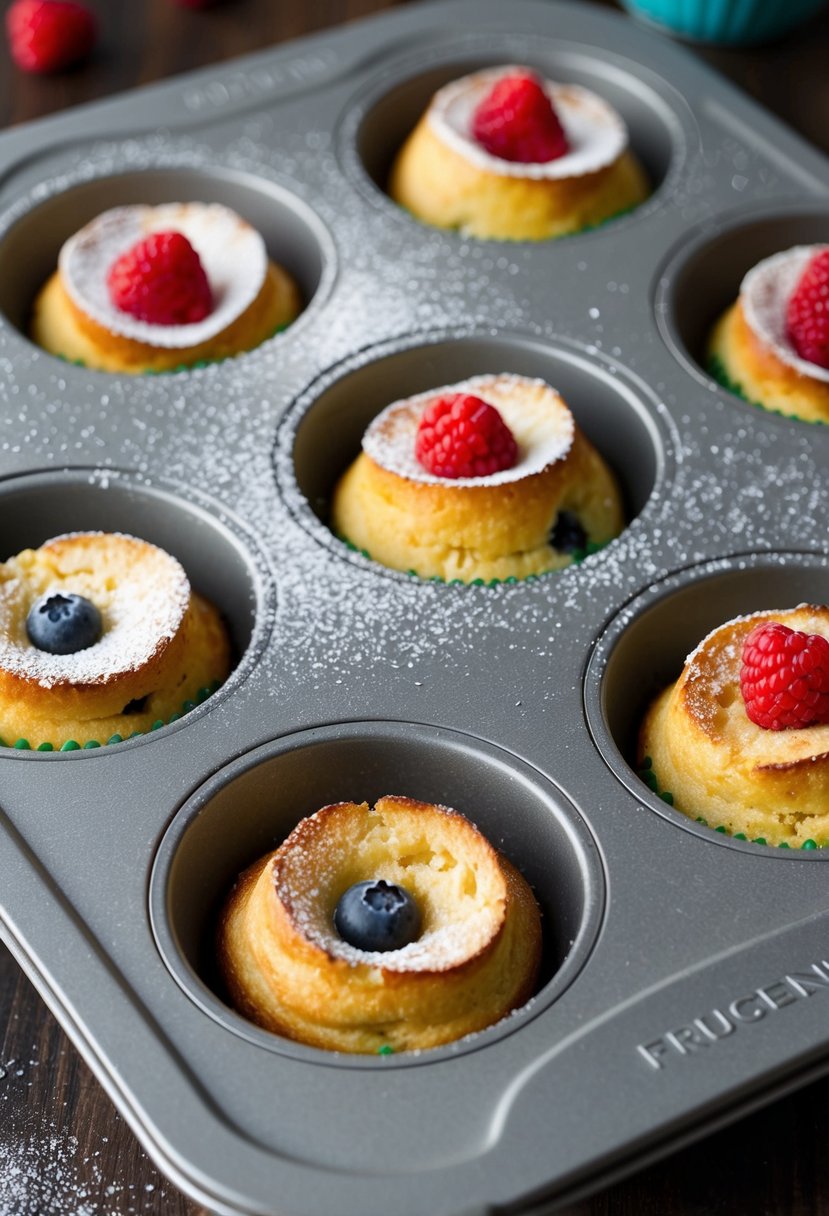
{"left": 471, "top": 71, "right": 569, "bottom": 164}
{"left": 786, "top": 250, "right": 829, "bottom": 369}
{"left": 5, "top": 0, "right": 96, "bottom": 74}
{"left": 415, "top": 393, "right": 518, "bottom": 479}
{"left": 740, "top": 620, "right": 829, "bottom": 731}
{"left": 107, "top": 231, "right": 214, "bottom": 327}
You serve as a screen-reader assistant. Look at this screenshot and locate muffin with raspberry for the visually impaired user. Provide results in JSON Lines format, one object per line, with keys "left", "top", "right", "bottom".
{"left": 708, "top": 246, "right": 829, "bottom": 423}
{"left": 639, "top": 606, "right": 829, "bottom": 847}
{"left": 331, "top": 373, "right": 624, "bottom": 583}
{"left": 390, "top": 66, "right": 649, "bottom": 240}
{"left": 31, "top": 202, "right": 301, "bottom": 373}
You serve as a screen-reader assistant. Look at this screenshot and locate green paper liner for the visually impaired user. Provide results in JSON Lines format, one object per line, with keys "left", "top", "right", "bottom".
{"left": 707, "top": 353, "right": 827, "bottom": 427}
{"left": 1, "top": 680, "right": 222, "bottom": 755}
{"left": 637, "top": 756, "right": 825, "bottom": 851}
{"left": 402, "top": 202, "right": 639, "bottom": 241}
{"left": 573, "top": 203, "right": 638, "bottom": 237}
{"left": 339, "top": 535, "right": 608, "bottom": 586}
{"left": 56, "top": 320, "right": 291, "bottom": 376}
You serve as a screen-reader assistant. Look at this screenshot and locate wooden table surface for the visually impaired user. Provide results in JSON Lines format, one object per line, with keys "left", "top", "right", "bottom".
{"left": 1, "top": 1, "right": 829, "bottom": 1213}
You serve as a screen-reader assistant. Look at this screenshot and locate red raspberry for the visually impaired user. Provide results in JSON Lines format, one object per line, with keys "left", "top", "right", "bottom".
{"left": 107, "top": 231, "right": 213, "bottom": 327}
{"left": 786, "top": 250, "right": 829, "bottom": 370}
{"left": 415, "top": 393, "right": 518, "bottom": 479}
{"left": 5, "top": 0, "right": 96, "bottom": 74}
{"left": 740, "top": 620, "right": 829, "bottom": 731}
{"left": 471, "top": 71, "right": 569, "bottom": 164}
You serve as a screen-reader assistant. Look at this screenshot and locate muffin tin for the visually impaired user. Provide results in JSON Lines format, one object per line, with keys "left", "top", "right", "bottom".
{"left": 0, "top": 2, "right": 828, "bottom": 1213}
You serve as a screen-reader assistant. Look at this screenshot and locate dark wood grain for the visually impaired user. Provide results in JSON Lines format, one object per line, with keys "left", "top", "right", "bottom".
{"left": 1, "top": 1, "right": 829, "bottom": 1213}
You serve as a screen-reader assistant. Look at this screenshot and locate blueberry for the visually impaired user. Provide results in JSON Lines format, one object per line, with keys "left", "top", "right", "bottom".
{"left": 334, "top": 879, "right": 421, "bottom": 953}
{"left": 26, "top": 593, "right": 102, "bottom": 655}
{"left": 550, "top": 509, "right": 587, "bottom": 554}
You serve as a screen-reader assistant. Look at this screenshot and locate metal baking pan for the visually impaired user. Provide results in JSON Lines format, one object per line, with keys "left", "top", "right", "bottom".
{"left": 0, "top": 2, "right": 828, "bottom": 1213}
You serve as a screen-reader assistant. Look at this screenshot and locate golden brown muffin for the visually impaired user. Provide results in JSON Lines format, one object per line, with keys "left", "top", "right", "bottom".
{"left": 31, "top": 203, "right": 301, "bottom": 374}
{"left": 639, "top": 606, "right": 829, "bottom": 847}
{"left": 331, "top": 373, "right": 624, "bottom": 583}
{"left": 219, "top": 795, "right": 542, "bottom": 1054}
{"left": 390, "top": 67, "right": 649, "bottom": 241}
{"left": 708, "top": 246, "right": 829, "bottom": 424}
{"left": 0, "top": 532, "right": 231, "bottom": 749}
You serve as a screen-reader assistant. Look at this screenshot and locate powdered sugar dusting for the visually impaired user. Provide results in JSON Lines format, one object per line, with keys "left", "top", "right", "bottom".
{"left": 305, "top": 908, "right": 496, "bottom": 972}
{"left": 274, "top": 801, "right": 502, "bottom": 973}
{"left": 684, "top": 610, "right": 760, "bottom": 675}
{"left": 683, "top": 611, "right": 755, "bottom": 719}
{"left": 741, "top": 245, "right": 829, "bottom": 384}
{"left": 0, "top": 1122, "right": 169, "bottom": 1215}
{"left": 60, "top": 203, "right": 267, "bottom": 349}
{"left": 676, "top": 603, "right": 829, "bottom": 750}
{"left": 362, "top": 373, "right": 574, "bottom": 485}
{"left": 0, "top": 532, "right": 189, "bottom": 688}
{"left": 428, "top": 67, "right": 627, "bottom": 180}
{"left": 683, "top": 604, "right": 828, "bottom": 701}
{"left": 0, "top": 1074, "right": 172, "bottom": 1214}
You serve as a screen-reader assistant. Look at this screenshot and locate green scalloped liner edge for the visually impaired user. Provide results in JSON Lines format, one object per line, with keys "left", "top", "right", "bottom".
{"left": 707, "top": 353, "right": 827, "bottom": 428}
{"left": 2, "top": 679, "right": 223, "bottom": 754}
{"left": 573, "top": 203, "right": 637, "bottom": 237}
{"left": 637, "top": 756, "right": 825, "bottom": 851}
{"left": 56, "top": 321, "right": 291, "bottom": 376}
{"left": 338, "top": 535, "right": 607, "bottom": 586}
{"left": 405, "top": 203, "right": 638, "bottom": 241}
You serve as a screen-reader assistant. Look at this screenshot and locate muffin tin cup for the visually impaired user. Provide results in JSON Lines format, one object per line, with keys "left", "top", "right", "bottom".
{"left": 0, "top": 468, "right": 275, "bottom": 756}
{"left": 276, "top": 327, "right": 673, "bottom": 583}
{"left": 655, "top": 202, "right": 829, "bottom": 410}
{"left": 0, "top": 162, "right": 337, "bottom": 367}
{"left": 150, "top": 721, "right": 605, "bottom": 1066}
{"left": 0, "top": 1, "right": 828, "bottom": 1213}
{"left": 585, "top": 550, "right": 829, "bottom": 856}
{"left": 338, "top": 33, "right": 692, "bottom": 235}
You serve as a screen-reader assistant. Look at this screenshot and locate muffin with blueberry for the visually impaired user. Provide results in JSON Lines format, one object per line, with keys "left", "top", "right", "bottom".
{"left": 31, "top": 202, "right": 300, "bottom": 374}
{"left": 390, "top": 66, "right": 649, "bottom": 240}
{"left": 219, "top": 795, "right": 542, "bottom": 1053}
{"left": 0, "top": 532, "right": 230, "bottom": 750}
{"left": 331, "top": 373, "right": 623, "bottom": 583}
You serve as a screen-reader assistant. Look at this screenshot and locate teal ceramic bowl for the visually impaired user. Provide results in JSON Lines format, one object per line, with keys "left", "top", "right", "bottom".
{"left": 619, "top": 0, "right": 828, "bottom": 44}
